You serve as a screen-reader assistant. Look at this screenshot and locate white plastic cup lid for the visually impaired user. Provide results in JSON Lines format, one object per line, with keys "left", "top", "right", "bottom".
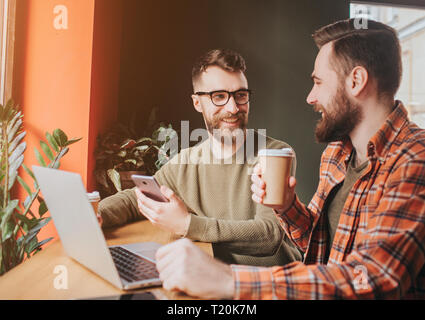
{"left": 258, "top": 148, "right": 294, "bottom": 157}
{"left": 87, "top": 191, "right": 100, "bottom": 201}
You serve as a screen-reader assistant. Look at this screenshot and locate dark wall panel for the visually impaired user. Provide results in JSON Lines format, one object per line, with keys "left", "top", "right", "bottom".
{"left": 118, "top": 0, "right": 349, "bottom": 203}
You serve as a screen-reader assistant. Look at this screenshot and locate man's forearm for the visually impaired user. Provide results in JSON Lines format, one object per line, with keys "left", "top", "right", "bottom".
{"left": 185, "top": 214, "right": 284, "bottom": 256}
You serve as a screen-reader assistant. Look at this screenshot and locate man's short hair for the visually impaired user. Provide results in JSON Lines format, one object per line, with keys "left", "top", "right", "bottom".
{"left": 312, "top": 18, "right": 402, "bottom": 99}
{"left": 192, "top": 49, "right": 247, "bottom": 90}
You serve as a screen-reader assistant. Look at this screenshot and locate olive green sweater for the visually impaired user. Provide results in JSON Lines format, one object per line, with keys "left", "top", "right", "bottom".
{"left": 99, "top": 132, "right": 302, "bottom": 266}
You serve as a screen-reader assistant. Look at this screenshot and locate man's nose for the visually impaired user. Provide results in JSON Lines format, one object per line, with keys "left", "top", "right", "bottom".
{"left": 223, "top": 95, "right": 239, "bottom": 114}
{"left": 306, "top": 89, "right": 316, "bottom": 105}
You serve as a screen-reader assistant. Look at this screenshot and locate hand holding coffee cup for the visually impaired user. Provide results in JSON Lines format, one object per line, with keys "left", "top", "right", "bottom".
{"left": 251, "top": 148, "right": 297, "bottom": 212}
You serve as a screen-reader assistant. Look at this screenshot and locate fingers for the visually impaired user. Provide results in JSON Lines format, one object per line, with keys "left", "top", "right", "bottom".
{"left": 160, "top": 185, "right": 175, "bottom": 201}
{"left": 253, "top": 163, "right": 263, "bottom": 176}
{"left": 137, "top": 198, "right": 158, "bottom": 223}
{"left": 251, "top": 182, "right": 265, "bottom": 199}
{"left": 135, "top": 187, "right": 162, "bottom": 211}
{"left": 289, "top": 176, "right": 297, "bottom": 188}
{"left": 251, "top": 172, "right": 265, "bottom": 189}
{"left": 251, "top": 193, "right": 263, "bottom": 204}
{"left": 156, "top": 238, "right": 191, "bottom": 260}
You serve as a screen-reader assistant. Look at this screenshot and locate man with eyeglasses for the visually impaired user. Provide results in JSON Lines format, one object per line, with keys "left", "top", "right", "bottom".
{"left": 98, "top": 49, "right": 302, "bottom": 267}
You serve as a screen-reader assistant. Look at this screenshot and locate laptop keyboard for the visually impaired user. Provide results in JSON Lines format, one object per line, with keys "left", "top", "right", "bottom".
{"left": 109, "top": 246, "right": 160, "bottom": 283}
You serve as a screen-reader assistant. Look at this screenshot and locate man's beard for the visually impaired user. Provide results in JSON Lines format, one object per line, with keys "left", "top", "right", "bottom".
{"left": 205, "top": 111, "right": 248, "bottom": 145}
{"left": 314, "top": 86, "right": 362, "bottom": 143}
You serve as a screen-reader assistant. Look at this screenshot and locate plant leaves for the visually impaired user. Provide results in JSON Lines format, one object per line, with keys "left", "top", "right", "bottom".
{"left": 22, "top": 163, "right": 36, "bottom": 180}
{"left": 45, "top": 132, "right": 59, "bottom": 153}
{"left": 34, "top": 147, "right": 47, "bottom": 167}
{"left": 53, "top": 129, "right": 68, "bottom": 147}
{"left": 135, "top": 145, "right": 149, "bottom": 151}
{"left": 40, "top": 141, "right": 54, "bottom": 161}
{"left": 17, "top": 176, "right": 32, "bottom": 196}
{"left": 8, "top": 154, "right": 24, "bottom": 190}
{"left": 0, "top": 200, "right": 19, "bottom": 240}
{"left": 120, "top": 139, "right": 136, "bottom": 149}
{"left": 64, "top": 137, "right": 82, "bottom": 147}
{"left": 25, "top": 217, "right": 51, "bottom": 242}
{"left": 6, "top": 110, "right": 21, "bottom": 134}
{"left": 117, "top": 150, "right": 126, "bottom": 157}
{"left": 135, "top": 137, "right": 153, "bottom": 145}
{"left": 7, "top": 114, "right": 22, "bottom": 142}
{"left": 124, "top": 159, "right": 137, "bottom": 166}
{"left": 38, "top": 201, "right": 48, "bottom": 217}
{"left": 8, "top": 131, "right": 26, "bottom": 154}
{"left": 107, "top": 168, "right": 122, "bottom": 192}
{"left": 8, "top": 142, "right": 26, "bottom": 164}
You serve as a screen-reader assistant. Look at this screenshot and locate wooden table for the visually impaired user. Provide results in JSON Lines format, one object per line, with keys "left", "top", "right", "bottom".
{"left": 0, "top": 220, "right": 212, "bottom": 300}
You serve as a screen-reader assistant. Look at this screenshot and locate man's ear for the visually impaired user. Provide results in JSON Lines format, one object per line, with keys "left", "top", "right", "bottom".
{"left": 347, "top": 66, "right": 369, "bottom": 97}
{"left": 191, "top": 94, "right": 203, "bottom": 113}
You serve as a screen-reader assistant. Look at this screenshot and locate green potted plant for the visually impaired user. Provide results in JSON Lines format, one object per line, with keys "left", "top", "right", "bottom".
{"left": 94, "top": 107, "right": 177, "bottom": 198}
{"left": 0, "top": 100, "right": 81, "bottom": 275}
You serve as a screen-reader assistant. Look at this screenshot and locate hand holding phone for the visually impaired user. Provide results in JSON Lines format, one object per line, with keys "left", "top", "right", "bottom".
{"left": 131, "top": 175, "right": 169, "bottom": 202}
{"left": 132, "top": 175, "right": 190, "bottom": 236}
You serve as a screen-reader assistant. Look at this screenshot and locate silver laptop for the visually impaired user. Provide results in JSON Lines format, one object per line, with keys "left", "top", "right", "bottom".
{"left": 32, "top": 166, "right": 162, "bottom": 290}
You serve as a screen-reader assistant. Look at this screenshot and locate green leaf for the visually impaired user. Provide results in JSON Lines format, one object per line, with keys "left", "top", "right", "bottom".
{"left": 8, "top": 154, "right": 24, "bottom": 190}
{"left": 22, "top": 163, "right": 36, "bottom": 180}
{"left": 53, "top": 129, "right": 68, "bottom": 147}
{"left": 14, "top": 211, "right": 33, "bottom": 228}
{"left": 64, "top": 137, "right": 82, "bottom": 147}
{"left": 2, "top": 220, "right": 15, "bottom": 242}
{"left": 124, "top": 159, "right": 137, "bottom": 166}
{"left": 17, "top": 176, "right": 32, "bottom": 196}
{"left": 120, "top": 139, "right": 136, "bottom": 149}
{"left": 34, "top": 147, "right": 47, "bottom": 167}
{"left": 7, "top": 115, "right": 22, "bottom": 142}
{"left": 117, "top": 150, "right": 126, "bottom": 157}
{"left": 40, "top": 141, "right": 54, "bottom": 161}
{"left": 135, "top": 145, "right": 149, "bottom": 151}
{"left": 107, "top": 168, "right": 122, "bottom": 192}
{"left": 25, "top": 217, "right": 51, "bottom": 241}
{"left": 32, "top": 237, "right": 53, "bottom": 252}
{"left": 25, "top": 237, "right": 38, "bottom": 254}
{"left": 6, "top": 110, "right": 21, "bottom": 134}
{"left": 136, "top": 137, "right": 153, "bottom": 145}
{"left": 45, "top": 132, "right": 59, "bottom": 153}
{"left": 8, "top": 131, "right": 26, "bottom": 154}
{"left": 0, "top": 200, "right": 19, "bottom": 240}
{"left": 8, "top": 141, "right": 26, "bottom": 164}
{"left": 38, "top": 201, "right": 48, "bottom": 217}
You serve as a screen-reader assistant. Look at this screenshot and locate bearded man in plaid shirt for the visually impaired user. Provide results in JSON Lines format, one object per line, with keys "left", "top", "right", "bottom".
{"left": 154, "top": 18, "right": 425, "bottom": 299}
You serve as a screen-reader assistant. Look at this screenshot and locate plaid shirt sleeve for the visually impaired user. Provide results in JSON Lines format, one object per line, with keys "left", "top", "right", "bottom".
{"left": 232, "top": 158, "right": 425, "bottom": 299}
{"left": 274, "top": 195, "right": 317, "bottom": 253}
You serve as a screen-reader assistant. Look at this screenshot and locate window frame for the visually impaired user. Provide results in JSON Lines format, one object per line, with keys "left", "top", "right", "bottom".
{"left": 0, "top": 0, "right": 16, "bottom": 105}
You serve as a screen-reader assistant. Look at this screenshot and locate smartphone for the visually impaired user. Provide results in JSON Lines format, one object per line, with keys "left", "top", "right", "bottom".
{"left": 131, "top": 175, "right": 169, "bottom": 202}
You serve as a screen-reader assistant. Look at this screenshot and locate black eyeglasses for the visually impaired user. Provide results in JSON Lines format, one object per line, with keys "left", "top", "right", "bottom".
{"left": 195, "top": 89, "right": 252, "bottom": 106}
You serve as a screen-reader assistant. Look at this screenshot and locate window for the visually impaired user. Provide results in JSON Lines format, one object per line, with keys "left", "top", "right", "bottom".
{"left": 0, "top": 0, "right": 15, "bottom": 105}
{"left": 351, "top": 2, "right": 425, "bottom": 128}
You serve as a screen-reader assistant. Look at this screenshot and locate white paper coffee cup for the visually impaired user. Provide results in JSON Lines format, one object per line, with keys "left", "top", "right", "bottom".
{"left": 258, "top": 148, "right": 294, "bottom": 205}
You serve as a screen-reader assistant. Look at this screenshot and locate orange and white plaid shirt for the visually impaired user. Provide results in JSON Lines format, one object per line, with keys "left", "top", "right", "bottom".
{"left": 231, "top": 101, "right": 425, "bottom": 299}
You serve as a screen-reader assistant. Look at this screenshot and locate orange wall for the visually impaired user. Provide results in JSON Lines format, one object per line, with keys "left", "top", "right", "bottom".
{"left": 87, "top": 0, "right": 122, "bottom": 192}
{"left": 12, "top": 0, "right": 121, "bottom": 243}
